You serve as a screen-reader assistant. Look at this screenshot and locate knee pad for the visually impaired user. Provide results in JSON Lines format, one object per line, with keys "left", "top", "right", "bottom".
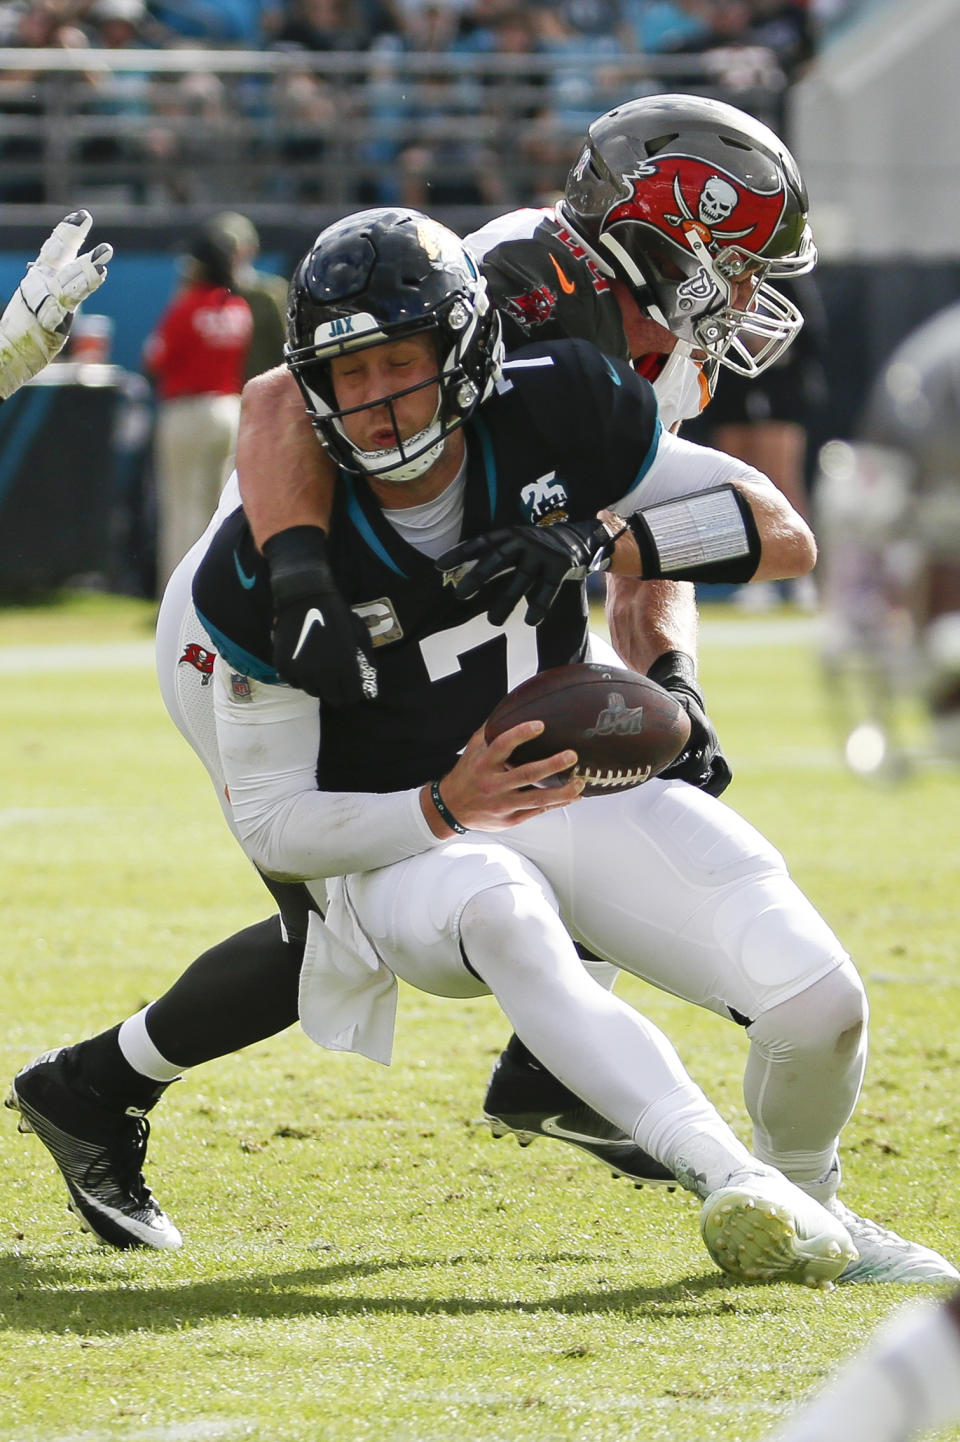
{"left": 749, "top": 958, "right": 868, "bottom": 1057}
{"left": 711, "top": 872, "right": 853, "bottom": 1020}
{"left": 459, "top": 872, "right": 561, "bottom": 958}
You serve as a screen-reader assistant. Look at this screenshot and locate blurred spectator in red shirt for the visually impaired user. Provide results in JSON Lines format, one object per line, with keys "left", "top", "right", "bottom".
{"left": 143, "top": 229, "right": 253, "bottom": 594}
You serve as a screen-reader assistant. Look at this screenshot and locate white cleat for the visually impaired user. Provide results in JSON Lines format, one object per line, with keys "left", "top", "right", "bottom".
{"left": 826, "top": 1199, "right": 960, "bottom": 1284}
{"left": 700, "top": 1167, "right": 858, "bottom": 1290}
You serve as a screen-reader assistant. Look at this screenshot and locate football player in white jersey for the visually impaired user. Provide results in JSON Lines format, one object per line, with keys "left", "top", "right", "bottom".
{"left": 0, "top": 211, "right": 112, "bottom": 399}
{"left": 8, "top": 212, "right": 957, "bottom": 1294}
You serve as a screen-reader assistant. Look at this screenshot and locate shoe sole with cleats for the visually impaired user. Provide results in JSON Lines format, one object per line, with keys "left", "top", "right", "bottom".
{"left": 701, "top": 1183, "right": 857, "bottom": 1290}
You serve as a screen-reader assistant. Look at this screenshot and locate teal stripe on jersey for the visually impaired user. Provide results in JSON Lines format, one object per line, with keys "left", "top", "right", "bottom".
{"left": 471, "top": 413, "right": 498, "bottom": 519}
{"left": 344, "top": 477, "right": 406, "bottom": 576}
{"left": 193, "top": 607, "right": 280, "bottom": 684}
{"left": 625, "top": 416, "right": 663, "bottom": 494}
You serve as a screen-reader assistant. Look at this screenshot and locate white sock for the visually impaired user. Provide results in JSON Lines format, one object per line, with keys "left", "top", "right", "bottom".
{"left": 637, "top": 1086, "right": 756, "bottom": 1197}
{"left": 118, "top": 1006, "right": 183, "bottom": 1083}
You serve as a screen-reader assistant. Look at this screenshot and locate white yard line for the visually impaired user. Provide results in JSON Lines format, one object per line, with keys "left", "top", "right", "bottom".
{"left": 0, "top": 618, "right": 821, "bottom": 675}
{"left": 0, "top": 640, "right": 156, "bottom": 673}
{"left": 15, "top": 1426, "right": 251, "bottom": 1442}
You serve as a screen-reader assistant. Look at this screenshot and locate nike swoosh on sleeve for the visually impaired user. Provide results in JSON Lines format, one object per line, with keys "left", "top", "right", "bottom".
{"left": 548, "top": 252, "right": 576, "bottom": 295}
{"left": 602, "top": 356, "right": 622, "bottom": 387}
{"left": 233, "top": 551, "right": 258, "bottom": 590}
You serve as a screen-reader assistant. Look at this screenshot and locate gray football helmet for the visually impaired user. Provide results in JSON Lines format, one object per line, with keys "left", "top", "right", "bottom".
{"left": 559, "top": 94, "right": 816, "bottom": 376}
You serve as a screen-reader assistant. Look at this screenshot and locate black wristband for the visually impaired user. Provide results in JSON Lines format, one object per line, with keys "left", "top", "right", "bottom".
{"left": 430, "top": 780, "right": 467, "bottom": 835}
{"left": 262, "top": 525, "right": 334, "bottom": 606}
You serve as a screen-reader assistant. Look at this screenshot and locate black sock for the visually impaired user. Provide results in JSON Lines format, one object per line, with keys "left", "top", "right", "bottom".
{"left": 70, "top": 1026, "right": 170, "bottom": 1115}
{"left": 70, "top": 917, "right": 303, "bottom": 1111}
{"left": 504, "top": 1032, "right": 542, "bottom": 1070}
{"left": 145, "top": 916, "right": 303, "bottom": 1067}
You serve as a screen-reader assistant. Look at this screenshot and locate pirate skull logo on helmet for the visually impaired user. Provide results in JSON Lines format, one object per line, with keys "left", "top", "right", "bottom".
{"left": 698, "top": 176, "right": 739, "bottom": 228}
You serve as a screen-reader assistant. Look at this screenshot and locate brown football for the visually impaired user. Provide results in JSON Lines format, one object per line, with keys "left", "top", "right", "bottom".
{"left": 483, "top": 662, "right": 691, "bottom": 797}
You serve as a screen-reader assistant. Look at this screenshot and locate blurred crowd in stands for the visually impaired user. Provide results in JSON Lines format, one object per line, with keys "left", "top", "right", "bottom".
{"left": 0, "top": 0, "right": 875, "bottom": 211}
{"left": 0, "top": 0, "right": 869, "bottom": 60}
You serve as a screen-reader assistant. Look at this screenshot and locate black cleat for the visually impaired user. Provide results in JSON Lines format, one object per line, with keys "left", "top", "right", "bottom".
{"left": 7, "top": 1049, "right": 182, "bottom": 1250}
{"left": 483, "top": 1037, "right": 677, "bottom": 1189}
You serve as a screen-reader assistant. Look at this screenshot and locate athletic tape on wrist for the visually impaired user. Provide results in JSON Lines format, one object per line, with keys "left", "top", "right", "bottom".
{"left": 263, "top": 525, "right": 334, "bottom": 604}
{"left": 628, "top": 484, "right": 761, "bottom": 584}
{"left": 647, "top": 649, "right": 700, "bottom": 697}
{"left": 430, "top": 780, "right": 467, "bottom": 835}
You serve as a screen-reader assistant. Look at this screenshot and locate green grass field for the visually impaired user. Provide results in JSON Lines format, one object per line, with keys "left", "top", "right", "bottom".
{"left": 1, "top": 593, "right": 958, "bottom": 1442}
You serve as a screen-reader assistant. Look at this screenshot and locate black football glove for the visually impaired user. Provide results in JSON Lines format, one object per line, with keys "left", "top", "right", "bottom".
{"left": 438, "top": 518, "right": 614, "bottom": 627}
{"left": 263, "top": 526, "right": 377, "bottom": 706}
{"left": 647, "top": 650, "right": 732, "bottom": 797}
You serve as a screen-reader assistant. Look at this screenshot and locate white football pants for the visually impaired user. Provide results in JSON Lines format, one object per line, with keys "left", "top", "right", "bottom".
{"left": 158, "top": 528, "right": 868, "bottom": 1197}
{"left": 338, "top": 786, "right": 867, "bottom": 1193}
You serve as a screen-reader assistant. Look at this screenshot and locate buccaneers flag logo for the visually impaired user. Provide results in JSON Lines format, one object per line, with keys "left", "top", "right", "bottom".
{"left": 179, "top": 641, "right": 215, "bottom": 679}
{"left": 502, "top": 284, "right": 557, "bottom": 331}
{"left": 604, "top": 156, "right": 786, "bottom": 255}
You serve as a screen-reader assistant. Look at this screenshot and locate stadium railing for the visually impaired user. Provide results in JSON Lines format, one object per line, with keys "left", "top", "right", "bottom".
{"left": 0, "top": 47, "right": 789, "bottom": 225}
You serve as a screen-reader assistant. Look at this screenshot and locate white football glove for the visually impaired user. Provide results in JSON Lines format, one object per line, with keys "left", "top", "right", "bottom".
{"left": 0, "top": 210, "right": 113, "bottom": 400}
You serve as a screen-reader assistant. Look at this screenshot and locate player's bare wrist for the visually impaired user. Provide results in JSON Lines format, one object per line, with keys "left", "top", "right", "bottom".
{"left": 599, "top": 511, "right": 642, "bottom": 576}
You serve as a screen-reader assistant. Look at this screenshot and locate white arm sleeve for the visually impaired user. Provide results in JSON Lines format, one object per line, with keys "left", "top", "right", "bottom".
{"left": 613, "top": 427, "right": 775, "bottom": 513}
{"left": 212, "top": 659, "right": 441, "bottom": 880}
{"left": 0, "top": 211, "right": 113, "bottom": 401}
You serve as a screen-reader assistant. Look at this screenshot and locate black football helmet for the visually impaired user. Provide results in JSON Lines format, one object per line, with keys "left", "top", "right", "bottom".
{"left": 559, "top": 94, "right": 816, "bottom": 376}
{"left": 285, "top": 207, "right": 503, "bottom": 481}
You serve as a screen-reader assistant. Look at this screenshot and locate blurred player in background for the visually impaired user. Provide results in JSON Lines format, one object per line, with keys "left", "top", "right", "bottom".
{"left": 771, "top": 1291, "right": 960, "bottom": 1442}
{"left": 816, "top": 299, "right": 960, "bottom": 777}
{"left": 0, "top": 210, "right": 111, "bottom": 399}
